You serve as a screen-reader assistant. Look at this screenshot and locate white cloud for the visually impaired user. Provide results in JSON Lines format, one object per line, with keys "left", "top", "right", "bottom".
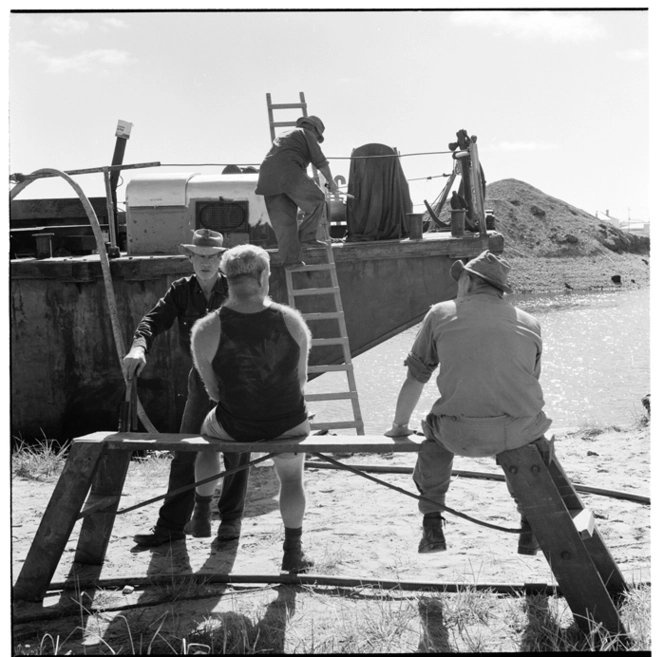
{"left": 450, "top": 11, "right": 606, "bottom": 43}
{"left": 42, "top": 16, "right": 89, "bottom": 36}
{"left": 41, "top": 49, "right": 134, "bottom": 73}
{"left": 13, "top": 40, "right": 50, "bottom": 57}
{"left": 102, "top": 17, "right": 130, "bottom": 29}
{"left": 494, "top": 141, "right": 559, "bottom": 152}
{"left": 616, "top": 49, "right": 647, "bottom": 61}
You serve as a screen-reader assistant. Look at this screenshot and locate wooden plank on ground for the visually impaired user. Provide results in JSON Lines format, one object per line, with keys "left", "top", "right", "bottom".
{"left": 13, "top": 442, "right": 105, "bottom": 601}
{"left": 77, "top": 431, "right": 426, "bottom": 454}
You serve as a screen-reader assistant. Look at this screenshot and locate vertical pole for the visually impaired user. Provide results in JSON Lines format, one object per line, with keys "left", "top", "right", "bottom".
{"left": 109, "top": 120, "right": 132, "bottom": 245}
{"left": 103, "top": 168, "right": 117, "bottom": 248}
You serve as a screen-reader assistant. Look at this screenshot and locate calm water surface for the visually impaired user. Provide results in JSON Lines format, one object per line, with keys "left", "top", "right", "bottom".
{"left": 307, "top": 287, "right": 650, "bottom": 434}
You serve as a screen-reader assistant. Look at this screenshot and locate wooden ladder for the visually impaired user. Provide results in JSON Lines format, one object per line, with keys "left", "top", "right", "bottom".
{"left": 285, "top": 233, "right": 365, "bottom": 435}
{"left": 267, "top": 91, "right": 363, "bottom": 435}
{"left": 497, "top": 441, "right": 629, "bottom": 639}
{"left": 266, "top": 91, "right": 308, "bottom": 142}
{"left": 266, "top": 91, "right": 318, "bottom": 181}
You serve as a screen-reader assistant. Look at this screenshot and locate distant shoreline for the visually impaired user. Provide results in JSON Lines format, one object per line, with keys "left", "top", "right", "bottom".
{"left": 505, "top": 252, "right": 649, "bottom": 295}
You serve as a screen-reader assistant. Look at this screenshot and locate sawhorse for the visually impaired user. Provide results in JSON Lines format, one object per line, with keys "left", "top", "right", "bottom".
{"left": 13, "top": 432, "right": 629, "bottom": 638}
{"left": 12, "top": 431, "right": 424, "bottom": 603}
{"left": 497, "top": 443, "right": 628, "bottom": 637}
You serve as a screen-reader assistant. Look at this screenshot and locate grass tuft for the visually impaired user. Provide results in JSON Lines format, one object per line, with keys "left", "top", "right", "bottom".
{"left": 11, "top": 434, "right": 68, "bottom": 481}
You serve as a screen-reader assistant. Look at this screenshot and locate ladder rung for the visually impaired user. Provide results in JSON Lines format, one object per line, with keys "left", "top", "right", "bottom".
{"left": 271, "top": 121, "right": 299, "bottom": 128}
{"left": 268, "top": 102, "right": 307, "bottom": 110}
{"left": 287, "top": 263, "right": 334, "bottom": 272}
{"left": 308, "top": 364, "right": 350, "bottom": 373}
{"left": 292, "top": 287, "right": 339, "bottom": 297}
{"left": 302, "top": 312, "right": 344, "bottom": 320}
{"left": 306, "top": 392, "right": 354, "bottom": 402}
{"left": 310, "top": 421, "right": 364, "bottom": 430}
{"left": 311, "top": 337, "right": 348, "bottom": 347}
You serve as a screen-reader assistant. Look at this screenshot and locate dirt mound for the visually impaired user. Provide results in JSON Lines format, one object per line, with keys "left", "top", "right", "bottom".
{"left": 484, "top": 179, "right": 650, "bottom": 258}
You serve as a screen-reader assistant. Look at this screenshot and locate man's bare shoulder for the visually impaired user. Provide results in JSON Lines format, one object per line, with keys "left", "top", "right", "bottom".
{"left": 191, "top": 310, "right": 220, "bottom": 341}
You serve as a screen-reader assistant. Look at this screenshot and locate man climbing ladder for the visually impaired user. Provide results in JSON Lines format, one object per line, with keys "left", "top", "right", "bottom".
{"left": 256, "top": 94, "right": 340, "bottom": 267}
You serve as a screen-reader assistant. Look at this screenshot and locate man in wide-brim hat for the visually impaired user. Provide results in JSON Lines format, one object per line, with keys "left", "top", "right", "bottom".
{"left": 179, "top": 228, "right": 226, "bottom": 255}
{"left": 255, "top": 114, "right": 340, "bottom": 267}
{"left": 124, "top": 229, "right": 251, "bottom": 547}
{"left": 385, "top": 250, "right": 553, "bottom": 556}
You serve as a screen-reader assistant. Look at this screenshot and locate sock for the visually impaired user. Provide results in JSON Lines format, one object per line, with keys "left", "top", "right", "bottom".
{"left": 195, "top": 493, "right": 212, "bottom": 505}
{"left": 284, "top": 526, "right": 303, "bottom": 548}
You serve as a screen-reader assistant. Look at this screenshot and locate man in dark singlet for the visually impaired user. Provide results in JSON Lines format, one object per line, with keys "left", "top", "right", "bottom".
{"left": 191, "top": 244, "right": 314, "bottom": 572}
{"left": 127, "top": 229, "right": 251, "bottom": 547}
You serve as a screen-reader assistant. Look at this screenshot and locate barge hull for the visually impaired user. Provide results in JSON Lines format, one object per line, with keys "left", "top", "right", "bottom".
{"left": 10, "top": 232, "right": 503, "bottom": 441}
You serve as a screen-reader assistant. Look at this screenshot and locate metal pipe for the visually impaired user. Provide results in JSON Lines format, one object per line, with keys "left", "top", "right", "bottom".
{"left": 304, "top": 461, "right": 650, "bottom": 505}
{"left": 9, "top": 160, "right": 160, "bottom": 183}
{"left": 103, "top": 167, "right": 118, "bottom": 248}
{"left": 46, "top": 573, "right": 562, "bottom": 597}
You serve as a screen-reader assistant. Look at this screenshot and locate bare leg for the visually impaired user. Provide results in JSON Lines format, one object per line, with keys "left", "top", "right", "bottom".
{"left": 195, "top": 452, "right": 222, "bottom": 498}
{"left": 272, "top": 453, "right": 306, "bottom": 528}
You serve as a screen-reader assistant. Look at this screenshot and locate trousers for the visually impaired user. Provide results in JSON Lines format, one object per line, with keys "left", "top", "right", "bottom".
{"left": 156, "top": 368, "right": 250, "bottom": 531}
{"left": 413, "top": 413, "right": 548, "bottom": 516}
{"left": 264, "top": 174, "right": 326, "bottom": 265}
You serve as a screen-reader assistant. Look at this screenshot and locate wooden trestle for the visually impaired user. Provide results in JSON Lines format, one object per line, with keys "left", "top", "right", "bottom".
{"left": 14, "top": 431, "right": 629, "bottom": 638}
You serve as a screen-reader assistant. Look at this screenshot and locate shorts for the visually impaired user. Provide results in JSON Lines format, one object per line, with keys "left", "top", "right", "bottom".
{"left": 201, "top": 410, "right": 310, "bottom": 460}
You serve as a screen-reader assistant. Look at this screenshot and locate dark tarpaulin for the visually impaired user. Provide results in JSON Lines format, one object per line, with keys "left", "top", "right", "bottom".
{"left": 345, "top": 143, "right": 413, "bottom": 242}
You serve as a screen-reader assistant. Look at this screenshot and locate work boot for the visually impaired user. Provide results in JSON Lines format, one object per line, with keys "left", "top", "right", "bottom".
{"left": 214, "top": 519, "right": 242, "bottom": 543}
{"left": 133, "top": 525, "right": 186, "bottom": 547}
{"left": 418, "top": 515, "right": 447, "bottom": 554}
{"left": 184, "top": 494, "right": 212, "bottom": 538}
{"left": 518, "top": 519, "right": 540, "bottom": 555}
{"left": 281, "top": 542, "right": 314, "bottom": 573}
{"left": 281, "top": 526, "right": 314, "bottom": 573}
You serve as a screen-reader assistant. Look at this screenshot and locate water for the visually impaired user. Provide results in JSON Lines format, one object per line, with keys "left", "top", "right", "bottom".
{"left": 307, "top": 287, "right": 650, "bottom": 434}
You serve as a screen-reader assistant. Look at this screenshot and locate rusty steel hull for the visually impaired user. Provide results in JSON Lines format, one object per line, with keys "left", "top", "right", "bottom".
{"left": 10, "top": 232, "right": 503, "bottom": 442}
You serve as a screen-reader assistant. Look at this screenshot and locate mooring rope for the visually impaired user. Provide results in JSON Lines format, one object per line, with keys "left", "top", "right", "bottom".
{"left": 106, "top": 449, "right": 517, "bottom": 533}
{"left": 310, "top": 453, "right": 519, "bottom": 534}
{"left": 158, "top": 150, "right": 455, "bottom": 170}
{"left": 110, "top": 453, "right": 274, "bottom": 517}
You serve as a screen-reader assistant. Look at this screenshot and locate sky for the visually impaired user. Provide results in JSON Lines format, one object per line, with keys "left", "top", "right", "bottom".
{"left": 7, "top": 6, "right": 652, "bottom": 223}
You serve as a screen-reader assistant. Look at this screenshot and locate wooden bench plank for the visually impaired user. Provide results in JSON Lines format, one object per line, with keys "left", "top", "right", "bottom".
{"left": 75, "top": 431, "right": 426, "bottom": 454}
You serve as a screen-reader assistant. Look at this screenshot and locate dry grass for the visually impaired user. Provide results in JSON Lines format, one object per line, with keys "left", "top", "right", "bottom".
{"left": 12, "top": 583, "right": 650, "bottom": 654}
{"left": 11, "top": 435, "right": 69, "bottom": 481}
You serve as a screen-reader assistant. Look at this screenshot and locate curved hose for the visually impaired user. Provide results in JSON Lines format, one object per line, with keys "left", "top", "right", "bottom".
{"left": 11, "top": 169, "right": 158, "bottom": 433}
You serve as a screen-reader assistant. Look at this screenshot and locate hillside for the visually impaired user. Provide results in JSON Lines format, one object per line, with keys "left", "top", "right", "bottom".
{"left": 430, "top": 178, "right": 650, "bottom": 294}
{"left": 484, "top": 179, "right": 649, "bottom": 259}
